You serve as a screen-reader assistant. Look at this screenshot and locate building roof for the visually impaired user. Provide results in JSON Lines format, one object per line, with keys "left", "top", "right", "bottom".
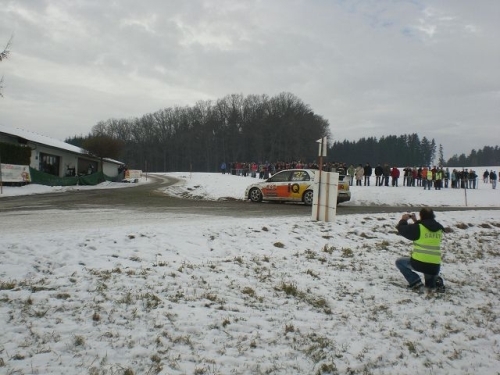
{"left": 0, "top": 124, "right": 122, "bottom": 165}
{"left": 0, "top": 124, "right": 87, "bottom": 155}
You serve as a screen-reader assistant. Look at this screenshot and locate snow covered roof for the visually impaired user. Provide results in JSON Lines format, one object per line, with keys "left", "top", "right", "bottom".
{"left": 0, "top": 124, "right": 123, "bottom": 165}
{"left": 0, "top": 124, "right": 87, "bottom": 155}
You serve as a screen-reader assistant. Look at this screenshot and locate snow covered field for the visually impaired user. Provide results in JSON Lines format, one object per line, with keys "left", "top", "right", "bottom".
{"left": 0, "top": 170, "right": 499, "bottom": 374}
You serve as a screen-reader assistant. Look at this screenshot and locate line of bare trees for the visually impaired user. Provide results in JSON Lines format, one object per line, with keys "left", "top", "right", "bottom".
{"left": 70, "top": 92, "right": 331, "bottom": 172}
{"left": 67, "top": 90, "right": 454, "bottom": 172}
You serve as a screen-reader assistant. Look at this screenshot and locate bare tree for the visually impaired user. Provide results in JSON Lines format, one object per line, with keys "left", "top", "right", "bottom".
{"left": 0, "top": 37, "right": 13, "bottom": 97}
{"left": 82, "top": 134, "right": 125, "bottom": 173}
{"left": 83, "top": 134, "right": 125, "bottom": 161}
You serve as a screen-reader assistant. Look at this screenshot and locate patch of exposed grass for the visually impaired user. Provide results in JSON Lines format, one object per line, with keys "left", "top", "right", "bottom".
{"left": 0, "top": 280, "right": 16, "bottom": 290}
{"left": 306, "top": 269, "right": 320, "bottom": 279}
{"left": 276, "top": 282, "right": 331, "bottom": 313}
{"left": 322, "top": 244, "right": 335, "bottom": 254}
{"left": 377, "top": 240, "right": 390, "bottom": 250}
{"left": 141, "top": 292, "right": 162, "bottom": 310}
{"left": 117, "top": 291, "right": 134, "bottom": 305}
{"left": 341, "top": 248, "right": 354, "bottom": 258}
{"left": 405, "top": 341, "right": 417, "bottom": 355}
{"left": 305, "top": 249, "right": 316, "bottom": 259}
{"left": 278, "top": 281, "right": 299, "bottom": 297}
{"left": 74, "top": 335, "right": 85, "bottom": 347}
{"left": 242, "top": 286, "right": 256, "bottom": 297}
{"left": 203, "top": 293, "right": 218, "bottom": 302}
{"left": 285, "top": 323, "right": 295, "bottom": 334}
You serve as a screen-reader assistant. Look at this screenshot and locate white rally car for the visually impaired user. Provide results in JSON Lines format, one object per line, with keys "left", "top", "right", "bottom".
{"left": 245, "top": 169, "right": 351, "bottom": 206}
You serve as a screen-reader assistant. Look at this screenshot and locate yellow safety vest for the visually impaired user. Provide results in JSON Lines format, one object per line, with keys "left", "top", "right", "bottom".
{"left": 412, "top": 224, "right": 442, "bottom": 264}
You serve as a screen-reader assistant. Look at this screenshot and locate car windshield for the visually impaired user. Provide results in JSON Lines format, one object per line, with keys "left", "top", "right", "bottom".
{"left": 291, "top": 171, "right": 310, "bottom": 181}
{"left": 268, "top": 171, "right": 292, "bottom": 182}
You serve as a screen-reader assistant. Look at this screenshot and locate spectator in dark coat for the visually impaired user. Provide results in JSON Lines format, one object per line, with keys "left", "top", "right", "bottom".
{"left": 403, "top": 167, "right": 412, "bottom": 186}
{"left": 375, "top": 163, "right": 383, "bottom": 186}
{"left": 490, "top": 171, "right": 497, "bottom": 189}
{"left": 363, "top": 163, "right": 372, "bottom": 186}
{"left": 483, "top": 170, "right": 489, "bottom": 183}
{"left": 383, "top": 163, "right": 391, "bottom": 186}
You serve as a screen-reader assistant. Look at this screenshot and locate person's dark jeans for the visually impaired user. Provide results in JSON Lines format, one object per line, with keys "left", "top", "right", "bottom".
{"left": 395, "top": 257, "right": 437, "bottom": 288}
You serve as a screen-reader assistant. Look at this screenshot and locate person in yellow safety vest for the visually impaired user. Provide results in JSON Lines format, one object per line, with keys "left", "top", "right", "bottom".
{"left": 435, "top": 168, "right": 443, "bottom": 190}
{"left": 395, "top": 208, "right": 445, "bottom": 292}
{"left": 425, "top": 168, "right": 433, "bottom": 190}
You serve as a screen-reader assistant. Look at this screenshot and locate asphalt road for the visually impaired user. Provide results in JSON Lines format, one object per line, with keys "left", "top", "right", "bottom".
{"left": 0, "top": 174, "right": 496, "bottom": 218}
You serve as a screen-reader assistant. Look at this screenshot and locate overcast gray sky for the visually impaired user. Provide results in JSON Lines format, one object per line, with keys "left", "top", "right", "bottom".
{"left": 1, "top": 0, "right": 499, "bottom": 159}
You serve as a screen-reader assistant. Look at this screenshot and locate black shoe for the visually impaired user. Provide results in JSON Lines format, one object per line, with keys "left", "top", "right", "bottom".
{"left": 435, "top": 276, "right": 445, "bottom": 293}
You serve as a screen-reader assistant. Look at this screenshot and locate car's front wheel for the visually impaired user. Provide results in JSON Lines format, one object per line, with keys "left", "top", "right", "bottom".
{"left": 303, "top": 190, "right": 314, "bottom": 206}
{"left": 249, "top": 188, "right": 263, "bottom": 203}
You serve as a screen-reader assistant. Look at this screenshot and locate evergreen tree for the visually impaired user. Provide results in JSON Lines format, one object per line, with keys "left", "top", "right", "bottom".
{"left": 446, "top": 146, "right": 500, "bottom": 167}
{"left": 438, "top": 144, "right": 445, "bottom": 166}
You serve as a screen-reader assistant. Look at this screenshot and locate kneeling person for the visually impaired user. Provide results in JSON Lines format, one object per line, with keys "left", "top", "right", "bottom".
{"left": 395, "top": 208, "right": 445, "bottom": 292}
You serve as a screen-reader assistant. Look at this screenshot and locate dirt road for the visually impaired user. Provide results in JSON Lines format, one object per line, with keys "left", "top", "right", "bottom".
{"left": 1, "top": 175, "right": 495, "bottom": 219}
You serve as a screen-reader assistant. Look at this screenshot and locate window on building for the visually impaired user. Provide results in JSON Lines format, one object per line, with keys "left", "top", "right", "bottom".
{"left": 39, "top": 153, "right": 60, "bottom": 176}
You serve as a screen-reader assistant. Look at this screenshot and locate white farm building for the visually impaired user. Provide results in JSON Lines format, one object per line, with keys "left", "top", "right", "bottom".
{"left": 0, "top": 124, "right": 123, "bottom": 183}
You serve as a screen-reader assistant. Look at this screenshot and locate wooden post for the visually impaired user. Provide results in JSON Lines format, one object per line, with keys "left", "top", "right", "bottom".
{"left": 325, "top": 173, "right": 330, "bottom": 222}
{"left": 316, "top": 154, "right": 323, "bottom": 221}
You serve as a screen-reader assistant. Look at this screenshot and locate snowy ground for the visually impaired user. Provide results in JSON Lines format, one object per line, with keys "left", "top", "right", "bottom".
{"left": 0, "top": 169, "right": 499, "bottom": 374}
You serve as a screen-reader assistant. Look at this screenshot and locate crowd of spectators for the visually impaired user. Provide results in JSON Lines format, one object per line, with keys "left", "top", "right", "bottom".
{"left": 346, "top": 164, "right": 491, "bottom": 190}
{"left": 223, "top": 161, "right": 322, "bottom": 179}
{"left": 222, "top": 161, "right": 498, "bottom": 189}
{"left": 366, "top": 164, "right": 497, "bottom": 190}
{"left": 357, "top": 164, "right": 496, "bottom": 190}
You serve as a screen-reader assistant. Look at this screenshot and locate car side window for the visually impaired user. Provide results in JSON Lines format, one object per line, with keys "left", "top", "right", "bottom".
{"left": 291, "top": 171, "right": 310, "bottom": 181}
{"left": 269, "top": 171, "right": 292, "bottom": 182}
